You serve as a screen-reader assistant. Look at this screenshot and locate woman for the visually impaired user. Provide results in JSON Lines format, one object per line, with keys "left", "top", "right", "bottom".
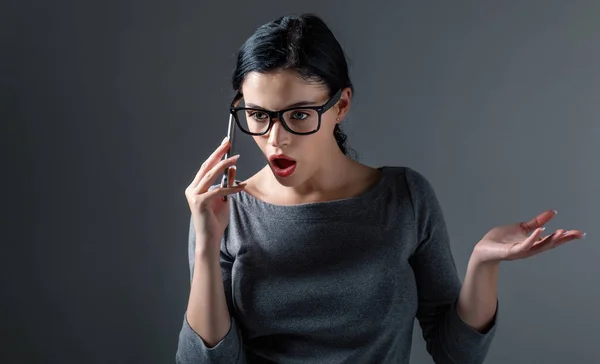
{"left": 176, "top": 13, "right": 585, "bottom": 364}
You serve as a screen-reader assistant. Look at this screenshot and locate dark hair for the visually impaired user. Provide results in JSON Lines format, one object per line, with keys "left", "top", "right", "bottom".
{"left": 231, "top": 13, "right": 356, "bottom": 158}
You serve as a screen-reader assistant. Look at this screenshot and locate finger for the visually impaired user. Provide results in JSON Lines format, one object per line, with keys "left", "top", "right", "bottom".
{"left": 530, "top": 229, "right": 567, "bottom": 253}
{"left": 546, "top": 229, "right": 586, "bottom": 248}
{"left": 220, "top": 166, "right": 237, "bottom": 202}
{"left": 520, "top": 210, "right": 558, "bottom": 233}
{"left": 203, "top": 183, "right": 246, "bottom": 203}
{"left": 196, "top": 155, "right": 240, "bottom": 193}
{"left": 227, "top": 165, "right": 236, "bottom": 188}
{"left": 190, "top": 137, "right": 230, "bottom": 188}
{"left": 562, "top": 230, "right": 586, "bottom": 239}
{"left": 516, "top": 227, "right": 545, "bottom": 252}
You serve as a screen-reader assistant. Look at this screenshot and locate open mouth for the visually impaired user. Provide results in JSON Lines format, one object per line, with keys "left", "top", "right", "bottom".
{"left": 273, "top": 158, "right": 296, "bottom": 169}
{"left": 269, "top": 154, "right": 297, "bottom": 177}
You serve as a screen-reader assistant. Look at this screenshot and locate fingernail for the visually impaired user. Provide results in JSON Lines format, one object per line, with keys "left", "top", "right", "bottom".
{"left": 582, "top": 232, "right": 587, "bottom": 238}
{"left": 541, "top": 226, "right": 546, "bottom": 231}
{"left": 562, "top": 231, "right": 569, "bottom": 236}
{"left": 231, "top": 154, "right": 240, "bottom": 159}
{"left": 553, "top": 209, "right": 558, "bottom": 215}
{"left": 221, "top": 136, "right": 229, "bottom": 145}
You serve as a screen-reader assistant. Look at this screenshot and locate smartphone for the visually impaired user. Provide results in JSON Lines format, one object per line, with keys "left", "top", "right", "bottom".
{"left": 220, "top": 113, "right": 237, "bottom": 199}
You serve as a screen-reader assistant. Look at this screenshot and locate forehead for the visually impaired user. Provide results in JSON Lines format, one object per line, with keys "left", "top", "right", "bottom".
{"left": 241, "top": 70, "right": 327, "bottom": 109}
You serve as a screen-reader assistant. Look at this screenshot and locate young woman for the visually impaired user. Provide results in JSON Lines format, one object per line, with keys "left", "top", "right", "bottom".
{"left": 176, "top": 13, "right": 585, "bottom": 364}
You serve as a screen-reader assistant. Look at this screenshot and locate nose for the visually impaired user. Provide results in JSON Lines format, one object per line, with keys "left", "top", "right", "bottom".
{"left": 267, "top": 118, "right": 289, "bottom": 147}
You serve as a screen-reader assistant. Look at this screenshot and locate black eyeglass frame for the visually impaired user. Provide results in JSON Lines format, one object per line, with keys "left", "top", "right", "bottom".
{"left": 229, "top": 89, "right": 343, "bottom": 136}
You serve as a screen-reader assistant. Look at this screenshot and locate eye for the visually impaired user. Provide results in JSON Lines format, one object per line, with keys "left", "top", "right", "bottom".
{"left": 290, "top": 111, "right": 309, "bottom": 120}
{"left": 248, "top": 111, "right": 268, "bottom": 121}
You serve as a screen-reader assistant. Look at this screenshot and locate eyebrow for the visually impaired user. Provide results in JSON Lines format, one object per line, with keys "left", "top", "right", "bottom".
{"left": 245, "top": 100, "right": 318, "bottom": 110}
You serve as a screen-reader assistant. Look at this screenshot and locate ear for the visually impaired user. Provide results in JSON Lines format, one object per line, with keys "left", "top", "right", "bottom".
{"left": 335, "top": 87, "right": 352, "bottom": 123}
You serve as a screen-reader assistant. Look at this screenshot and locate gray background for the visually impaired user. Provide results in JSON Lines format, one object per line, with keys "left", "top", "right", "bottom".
{"left": 3, "top": 0, "right": 599, "bottom": 363}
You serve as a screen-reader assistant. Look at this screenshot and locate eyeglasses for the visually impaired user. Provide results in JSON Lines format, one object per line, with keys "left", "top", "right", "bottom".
{"left": 229, "top": 89, "right": 342, "bottom": 136}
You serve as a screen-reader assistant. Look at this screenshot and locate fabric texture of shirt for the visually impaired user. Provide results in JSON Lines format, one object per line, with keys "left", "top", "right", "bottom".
{"left": 176, "top": 166, "right": 497, "bottom": 363}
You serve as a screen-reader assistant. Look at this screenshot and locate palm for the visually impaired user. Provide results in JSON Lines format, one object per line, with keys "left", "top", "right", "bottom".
{"left": 474, "top": 210, "right": 585, "bottom": 263}
{"left": 202, "top": 199, "right": 230, "bottom": 241}
{"left": 212, "top": 199, "right": 230, "bottom": 230}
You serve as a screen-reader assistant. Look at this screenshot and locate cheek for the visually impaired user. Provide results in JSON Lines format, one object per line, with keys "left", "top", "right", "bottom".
{"left": 303, "top": 134, "right": 329, "bottom": 158}
{"left": 320, "top": 114, "right": 339, "bottom": 140}
{"left": 252, "top": 136, "right": 268, "bottom": 153}
{"left": 321, "top": 113, "right": 339, "bottom": 133}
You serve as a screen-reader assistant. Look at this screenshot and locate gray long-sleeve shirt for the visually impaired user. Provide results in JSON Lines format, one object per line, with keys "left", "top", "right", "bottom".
{"left": 176, "top": 166, "right": 497, "bottom": 363}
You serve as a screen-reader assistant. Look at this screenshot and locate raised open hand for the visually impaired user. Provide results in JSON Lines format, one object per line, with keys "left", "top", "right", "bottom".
{"left": 184, "top": 137, "right": 246, "bottom": 256}
{"left": 473, "top": 210, "right": 586, "bottom": 263}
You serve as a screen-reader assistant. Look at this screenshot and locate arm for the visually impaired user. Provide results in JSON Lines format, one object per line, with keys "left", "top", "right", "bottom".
{"left": 175, "top": 217, "right": 245, "bottom": 364}
{"left": 457, "top": 256, "right": 499, "bottom": 332}
{"left": 186, "top": 245, "right": 231, "bottom": 347}
{"left": 406, "top": 169, "right": 497, "bottom": 364}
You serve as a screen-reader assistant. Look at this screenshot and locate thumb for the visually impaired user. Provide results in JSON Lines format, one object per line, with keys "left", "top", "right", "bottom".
{"left": 520, "top": 210, "right": 557, "bottom": 233}
{"left": 209, "top": 183, "right": 246, "bottom": 203}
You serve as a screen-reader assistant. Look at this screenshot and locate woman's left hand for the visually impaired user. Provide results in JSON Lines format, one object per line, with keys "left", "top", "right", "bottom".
{"left": 473, "top": 210, "right": 586, "bottom": 264}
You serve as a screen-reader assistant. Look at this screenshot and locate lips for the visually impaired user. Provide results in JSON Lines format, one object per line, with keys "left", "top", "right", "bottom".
{"left": 269, "top": 154, "right": 297, "bottom": 177}
{"left": 273, "top": 158, "right": 295, "bottom": 169}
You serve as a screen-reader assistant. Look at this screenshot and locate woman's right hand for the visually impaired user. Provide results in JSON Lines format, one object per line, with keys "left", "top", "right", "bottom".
{"left": 184, "top": 137, "right": 245, "bottom": 256}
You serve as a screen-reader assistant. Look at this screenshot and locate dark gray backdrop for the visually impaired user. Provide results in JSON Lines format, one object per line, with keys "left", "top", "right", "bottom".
{"left": 3, "top": 1, "right": 598, "bottom": 363}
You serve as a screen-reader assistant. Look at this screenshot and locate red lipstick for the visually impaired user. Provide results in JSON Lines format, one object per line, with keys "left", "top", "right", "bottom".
{"left": 268, "top": 154, "right": 297, "bottom": 178}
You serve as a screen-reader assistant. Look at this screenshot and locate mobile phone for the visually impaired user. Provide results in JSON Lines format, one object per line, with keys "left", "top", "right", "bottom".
{"left": 221, "top": 113, "right": 237, "bottom": 199}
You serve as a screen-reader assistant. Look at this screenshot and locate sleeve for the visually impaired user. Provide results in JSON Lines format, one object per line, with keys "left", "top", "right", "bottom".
{"left": 405, "top": 168, "right": 497, "bottom": 364}
{"left": 175, "top": 216, "right": 246, "bottom": 364}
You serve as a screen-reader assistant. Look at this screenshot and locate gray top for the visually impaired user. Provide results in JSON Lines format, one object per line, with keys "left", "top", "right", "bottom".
{"left": 176, "top": 166, "right": 497, "bottom": 363}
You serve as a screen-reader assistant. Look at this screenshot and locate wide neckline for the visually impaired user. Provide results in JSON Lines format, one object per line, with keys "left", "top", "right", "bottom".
{"left": 233, "top": 166, "right": 395, "bottom": 220}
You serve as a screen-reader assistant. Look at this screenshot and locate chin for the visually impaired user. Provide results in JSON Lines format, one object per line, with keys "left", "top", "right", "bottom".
{"left": 269, "top": 164, "right": 302, "bottom": 187}
{"left": 273, "top": 177, "right": 297, "bottom": 188}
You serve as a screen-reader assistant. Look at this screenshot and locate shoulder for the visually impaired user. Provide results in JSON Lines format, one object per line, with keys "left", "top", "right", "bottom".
{"left": 381, "top": 166, "right": 437, "bottom": 198}
{"left": 381, "top": 165, "right": 442, "bottom": 216}
{"left": 381, "top": 167, "right": 449, "bottom": 250}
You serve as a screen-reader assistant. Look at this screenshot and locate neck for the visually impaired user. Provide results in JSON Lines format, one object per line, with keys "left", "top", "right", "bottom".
{"left": 263, "top": 145, "right": 359, "bottom": 203}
